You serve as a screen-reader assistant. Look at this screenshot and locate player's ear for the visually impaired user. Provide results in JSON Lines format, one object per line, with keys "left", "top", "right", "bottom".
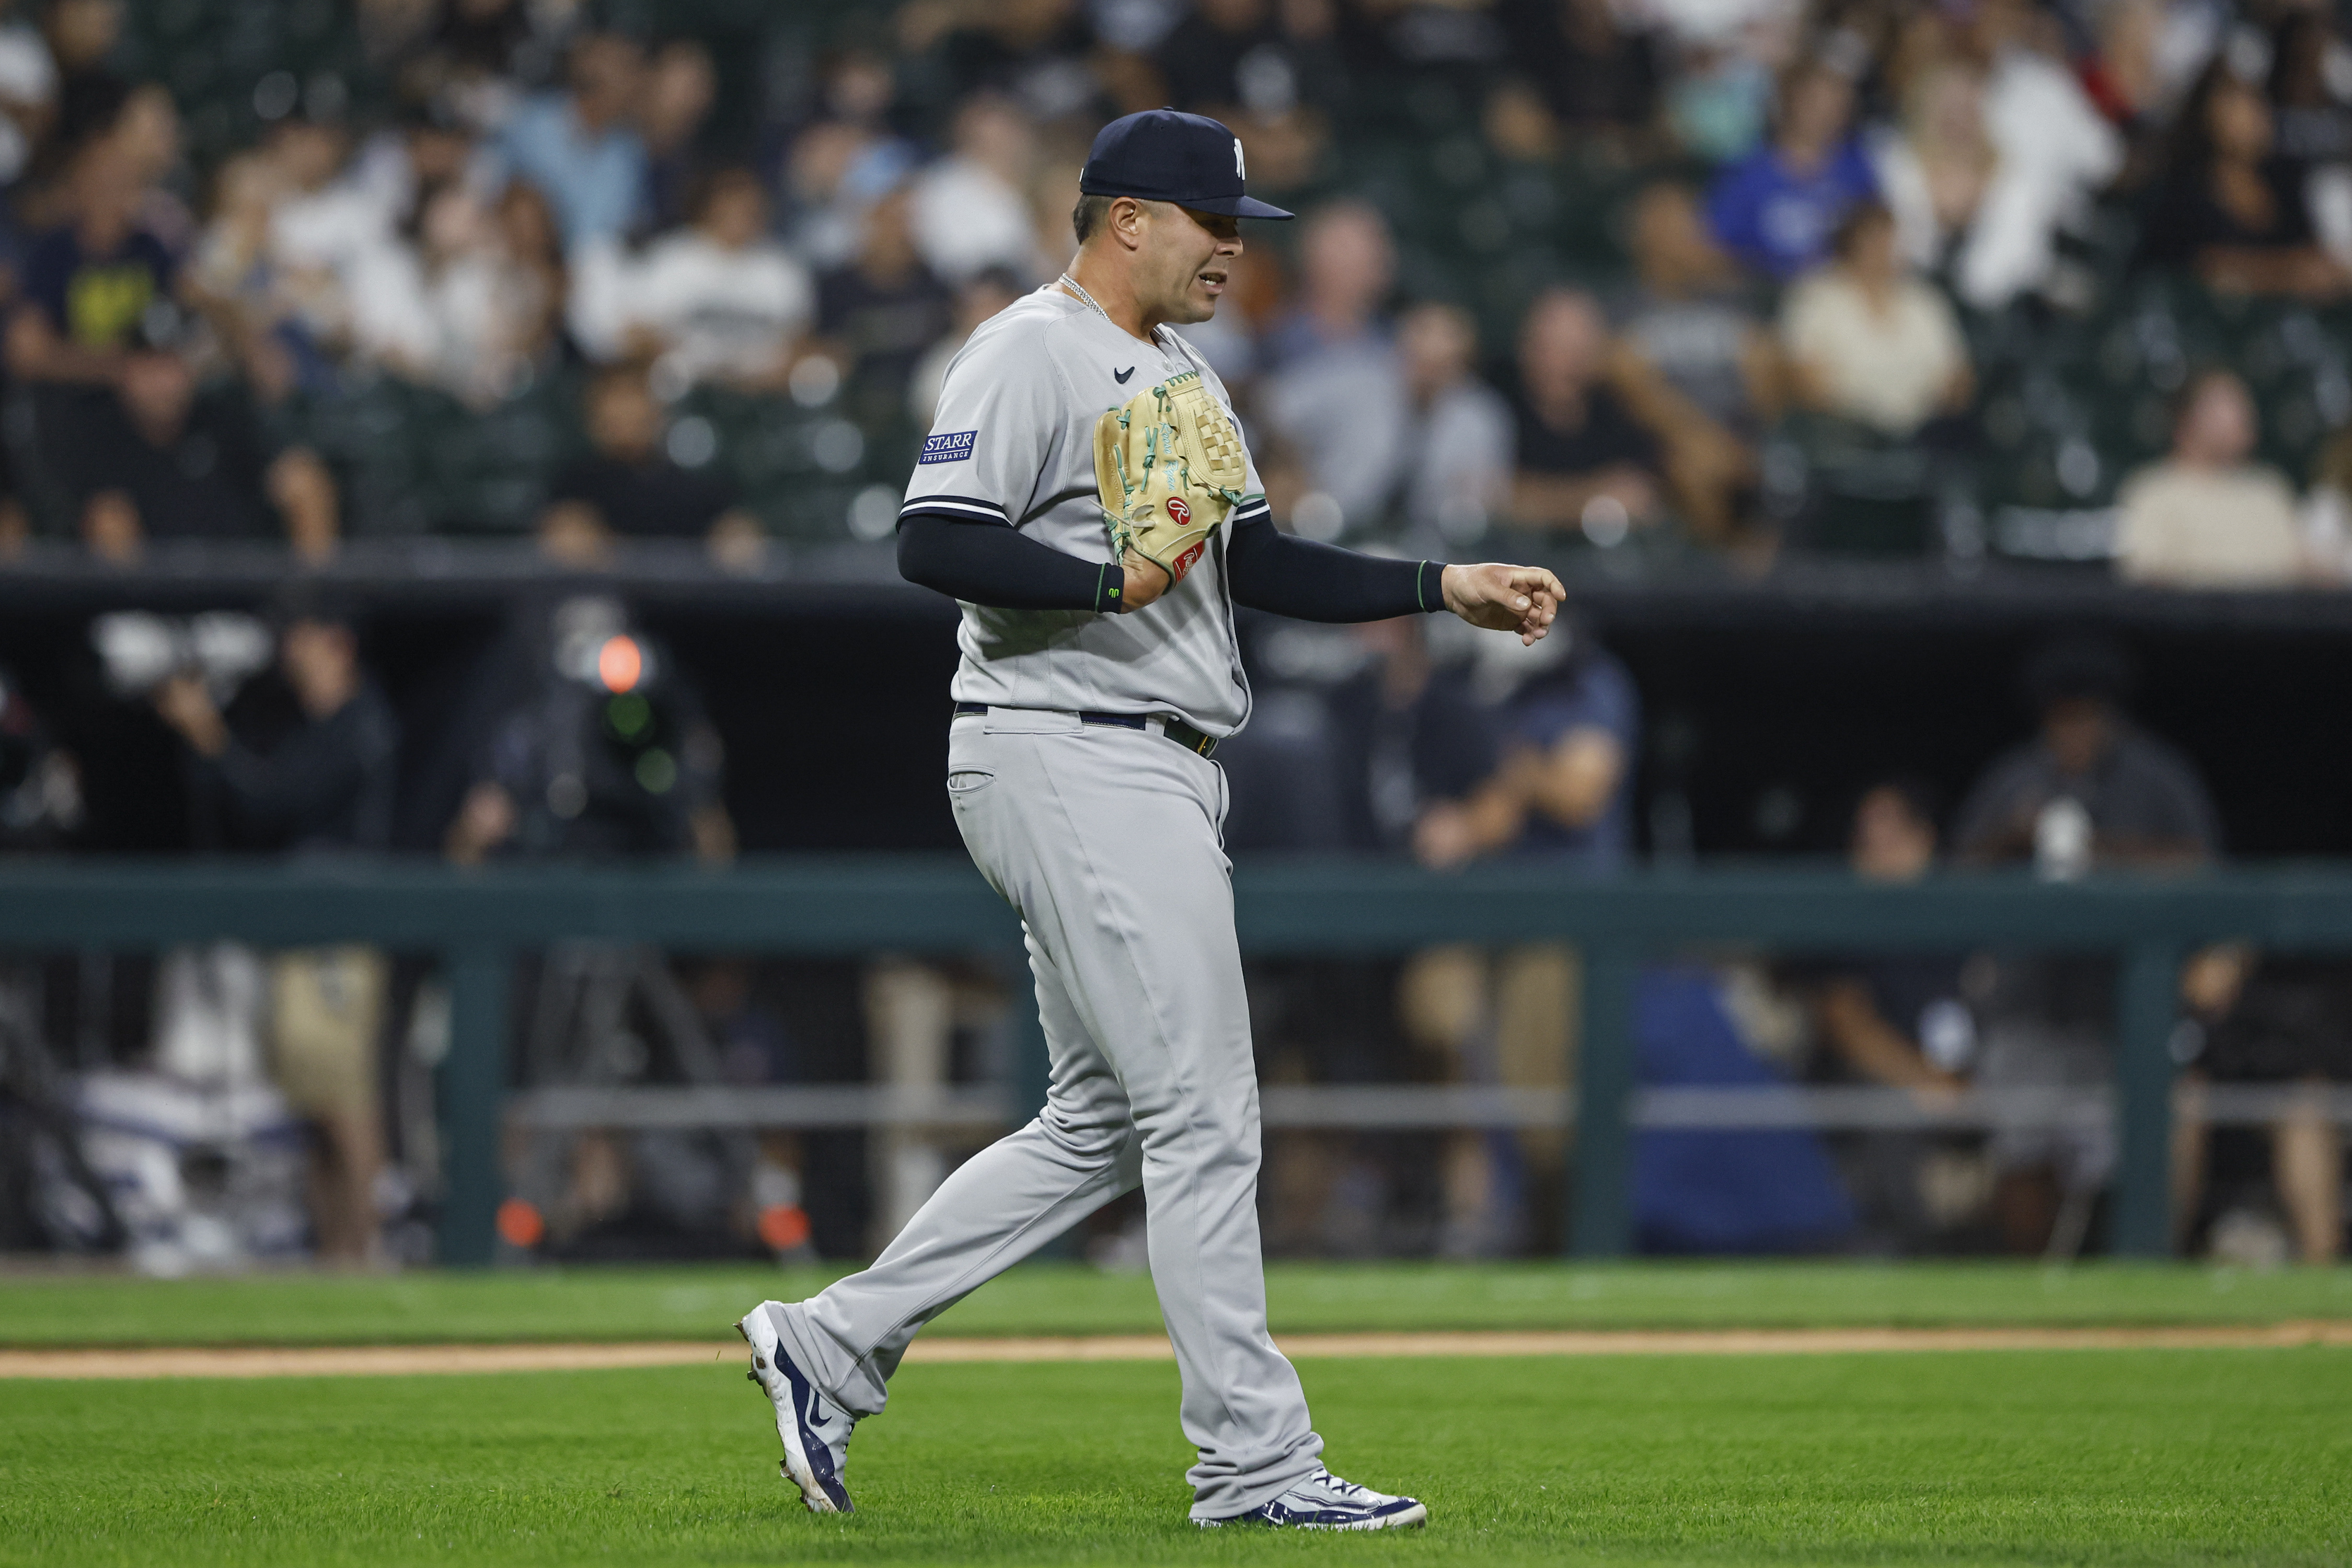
{"left": 1111, "top": 197, "right": 1148, "bottom": 251}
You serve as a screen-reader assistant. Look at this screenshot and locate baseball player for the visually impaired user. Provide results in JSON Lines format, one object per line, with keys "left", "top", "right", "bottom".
{"left": 736, "top": 109, "right": 1563, "bottom": 1531}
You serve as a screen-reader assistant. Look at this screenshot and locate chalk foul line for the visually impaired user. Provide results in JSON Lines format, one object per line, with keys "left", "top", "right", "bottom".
{"left": 4, "top": 1322, "right": 2351, "bottom": 1379}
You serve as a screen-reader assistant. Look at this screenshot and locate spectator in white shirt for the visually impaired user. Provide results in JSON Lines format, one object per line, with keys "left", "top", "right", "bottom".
{"left": 1394, "top": 302, "right": 1513, "bottom": 543}
{"left": 256, "top": 120, "right": 374, "bottom": 346}
{"left": 1782, "top": 201, "right": 1972, "bottom": 439}
{"left": 2115, "top": 370, "right": 2326, "bottom": 588}
{"left": 348, "top": 182, "right": 556, "bottom": 407}
{"left": 1874, "top": 19, "right": 2122, "bottom": 308}
{"left": 608, "top": 167, "right": 814, "bottom": 391}
{"left": 252, "top": 116, "right": 477, "bottom": 361}
{"left": 1261, "top": 200, "right": 1410, "bottom": 536}
{"left": 1954, "top": 0, "right": 2125, "bottom": 306}
{"left": 907, "top": 94, "right": 1039, "bottom": 284}
{"left": 1871, "top": 63, "right": 2000, "bottom": 283}
{"left": 0, "top": 0, "right": 55, "bottom": 186}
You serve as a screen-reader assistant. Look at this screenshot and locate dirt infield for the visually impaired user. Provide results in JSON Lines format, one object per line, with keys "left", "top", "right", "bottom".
{"left": 5, "top": 1321, "right": 2350, "bottom": 1379}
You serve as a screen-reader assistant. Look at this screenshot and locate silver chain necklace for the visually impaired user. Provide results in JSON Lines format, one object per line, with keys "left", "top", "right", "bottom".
{"left": 1060, "top": 272, "right": 1153, "bottom": 344}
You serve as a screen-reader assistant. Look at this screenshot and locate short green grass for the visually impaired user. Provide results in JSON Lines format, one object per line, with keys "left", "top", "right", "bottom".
{"left": 4, "top": 1261, "right": 2350, "bottom": 1346}
{"left": 4, "top": 1350, "right": 2347, "bottom": 1566}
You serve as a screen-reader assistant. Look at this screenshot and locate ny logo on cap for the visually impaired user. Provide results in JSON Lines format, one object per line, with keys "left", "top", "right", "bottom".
{"left": 1233, "top": 137, "right": 1246, "bottom": 179}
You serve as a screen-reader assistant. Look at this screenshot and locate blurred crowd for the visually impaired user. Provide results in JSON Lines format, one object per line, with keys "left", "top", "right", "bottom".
{"left": 3, "top": 595, "right": 2342, "bottom": 1272}
{"left": 0, "top": 0, "right": 2339, "bottom": 573}
{"left": 1, "top": 0, "right": 2348, "bottom": 1270}
{"left": 1219, "top": 614, "right": 2342, "bottom": 1266}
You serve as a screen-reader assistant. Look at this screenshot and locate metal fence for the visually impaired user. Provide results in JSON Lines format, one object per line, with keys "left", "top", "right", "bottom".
{"left": 5, "top": 857, "right": 2351, "bottom": 1264}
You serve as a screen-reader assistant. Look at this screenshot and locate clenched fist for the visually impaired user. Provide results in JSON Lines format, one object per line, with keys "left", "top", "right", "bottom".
{"left": 1440, "top": 563, "right": 1566, "bottom": 645}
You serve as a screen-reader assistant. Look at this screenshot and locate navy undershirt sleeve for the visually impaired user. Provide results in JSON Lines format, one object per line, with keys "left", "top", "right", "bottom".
{"left": 896, "top": 508, "right": 1443, "bottom": 622}
{"left": 1224, "top": 511, "right": 1443, "bottom": 621}
{"left": 897, "top": 511, "right": 1125, "bottom": 614}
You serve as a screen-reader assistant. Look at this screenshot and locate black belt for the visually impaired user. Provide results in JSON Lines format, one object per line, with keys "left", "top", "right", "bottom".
{"left": 952, "top": 702, "right": 1217, "bottom": 758}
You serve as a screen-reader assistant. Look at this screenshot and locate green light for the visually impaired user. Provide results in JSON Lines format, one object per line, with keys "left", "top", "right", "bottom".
{"left": 635, "top": 748, "right": 677, "bottom": 794}
{"left": 606, "top": 692, "right": 652, "bottom": 740}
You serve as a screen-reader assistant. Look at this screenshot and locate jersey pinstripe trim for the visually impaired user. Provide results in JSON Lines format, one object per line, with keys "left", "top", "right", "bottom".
{"left": 899, "top": 494, "right": 1007, "bottom": 524}
{"left": 1229, "top": 494, "right": 1271, "bottom": 524}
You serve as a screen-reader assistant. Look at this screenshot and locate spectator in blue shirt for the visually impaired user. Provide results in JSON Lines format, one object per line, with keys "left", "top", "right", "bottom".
{"left": 1500, "top": 637, "right": 1639, "bottom": 870}
{"left": 1399, "top": 615, "right": 1642, "bottom": 1258}
{"left": 1327, "top": 615, "right": 1501, "bottom": 858}
{"left": 1414, "top": 617, "right": 1640, "bottom": 874}
{"left": 1705, "top": 61, "right": 1877, "bottom": 281}
{"left": 491, "top": 32, "right": 648, "bottom": 251}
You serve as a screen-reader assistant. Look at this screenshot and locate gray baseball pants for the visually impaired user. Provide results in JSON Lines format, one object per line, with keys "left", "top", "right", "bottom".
{"left": 764, "top": 708, "right": 1325, "bottom": 1520}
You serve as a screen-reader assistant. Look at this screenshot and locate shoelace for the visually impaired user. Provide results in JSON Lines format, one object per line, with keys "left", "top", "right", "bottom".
{"left": 1305, "top": 1473, "right": 1368, "bottom": 1500}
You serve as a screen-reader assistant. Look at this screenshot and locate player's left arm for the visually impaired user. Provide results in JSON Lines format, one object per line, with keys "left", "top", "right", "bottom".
{"left": 1224, "top": 511, "right": 1562, "bottom": 644}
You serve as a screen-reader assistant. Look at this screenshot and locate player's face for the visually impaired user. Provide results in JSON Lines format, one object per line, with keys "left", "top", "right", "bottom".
{"left": 1145, "top": 204, "right": 1243, "bottom": 325}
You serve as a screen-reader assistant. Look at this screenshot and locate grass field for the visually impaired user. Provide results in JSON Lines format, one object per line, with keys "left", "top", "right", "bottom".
{"left": 4, "top": 1264, "right": 2349, "bottom": 1566}
{"left": 4, "top": 1260, "right": 2351, "bottom": 1345}
{"left": 4, "top": 1349, "right": 2347, "bottom": 1566}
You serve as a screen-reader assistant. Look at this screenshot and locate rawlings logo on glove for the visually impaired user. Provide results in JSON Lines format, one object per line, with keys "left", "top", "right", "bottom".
{"left": 1093, "top": 370, "right": 1246, "bottom": 589}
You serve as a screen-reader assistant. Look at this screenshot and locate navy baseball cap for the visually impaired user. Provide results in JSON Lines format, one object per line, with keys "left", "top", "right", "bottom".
{"left": 1079, "top": 110, "right": 1294, "bottom": 220}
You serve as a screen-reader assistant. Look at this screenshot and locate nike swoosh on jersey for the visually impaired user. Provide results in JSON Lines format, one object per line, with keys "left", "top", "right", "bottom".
{"left": 1114, "top": 366, "right": 1135, "bottom": 383}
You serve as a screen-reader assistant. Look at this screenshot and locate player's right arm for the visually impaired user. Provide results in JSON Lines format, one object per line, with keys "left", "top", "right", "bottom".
{"left": 898, "top": 513, "right": 1167, "bottom": 613}
{"left": 894, "top": 316, "right": 1165, "bottom": 614}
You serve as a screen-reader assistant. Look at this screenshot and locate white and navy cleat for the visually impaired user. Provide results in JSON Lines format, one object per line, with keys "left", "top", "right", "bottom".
{"left": 736, "top": 1302, "right": 854, "bottom": 1514}
{"left": 1197, "top": 1469, "right": 1428, "bottom": 1530}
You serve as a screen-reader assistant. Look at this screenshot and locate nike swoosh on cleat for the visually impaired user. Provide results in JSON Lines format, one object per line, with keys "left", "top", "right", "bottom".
{"left": 778, "top": 1354, "right": 852, "bottom": 1512}
{"left": 1114, "top": 366, "right": 1135, "bottom": 383}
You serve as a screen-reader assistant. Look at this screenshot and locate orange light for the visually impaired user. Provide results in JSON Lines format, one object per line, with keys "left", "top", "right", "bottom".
{"left": 496, "top": 1197, "right": 546, "bottom": 1249}
{"left": 757, "top": 1203, "right": 811, "bottom": 1252}
{"left": 597, "top": 636, "right": 643, "bottom": 693}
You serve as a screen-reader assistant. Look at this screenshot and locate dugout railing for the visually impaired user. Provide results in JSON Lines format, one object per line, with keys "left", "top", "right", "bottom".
{"left": 4, "top": 857, "right": 2350, "bottom": 1264}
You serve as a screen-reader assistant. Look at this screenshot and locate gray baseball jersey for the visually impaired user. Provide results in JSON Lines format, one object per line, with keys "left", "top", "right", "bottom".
{"left": 767, "top": 289, "right": 1331, "bottom": 1523}
{"left": 898, "top": 285, "right": 1269, "bottom": 737}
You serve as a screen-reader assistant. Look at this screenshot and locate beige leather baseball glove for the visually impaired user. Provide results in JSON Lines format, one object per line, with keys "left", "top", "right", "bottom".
{"left": 1092, "top": 370, "right": 1248, "bottom": 586}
